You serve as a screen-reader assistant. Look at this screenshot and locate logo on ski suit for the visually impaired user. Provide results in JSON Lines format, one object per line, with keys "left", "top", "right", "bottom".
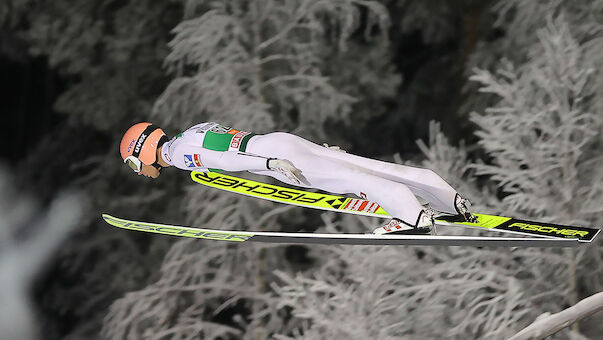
{"left": 210, "top": 125, "right": 231, "bottom": 134}
{"left": 184, "top": 154, "right": 203, "bottom": 168}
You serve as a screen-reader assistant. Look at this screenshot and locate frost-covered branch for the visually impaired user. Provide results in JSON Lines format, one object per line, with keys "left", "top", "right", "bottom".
{"left": 509, "top": 292, "right": 603, "bottom": 340}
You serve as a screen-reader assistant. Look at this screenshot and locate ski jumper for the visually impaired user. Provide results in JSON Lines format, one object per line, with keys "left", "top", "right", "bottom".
{"left": 161, "top": 122, "right": 460, "bottom": 226}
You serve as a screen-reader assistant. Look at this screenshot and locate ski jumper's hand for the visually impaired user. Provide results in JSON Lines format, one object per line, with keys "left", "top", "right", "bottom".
{"left": 267, "top": 159, "right": 302, "bottom": 185}
{"left": 323, "top": 143, "right": 346, "bottom": 153}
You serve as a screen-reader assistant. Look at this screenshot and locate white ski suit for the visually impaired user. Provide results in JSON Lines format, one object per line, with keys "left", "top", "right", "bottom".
{"left": 161, "top": 122, "right": 459, "bottom": 226}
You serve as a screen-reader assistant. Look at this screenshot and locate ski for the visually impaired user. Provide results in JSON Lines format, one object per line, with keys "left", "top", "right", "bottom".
{"left": 190, "top": 171, "right": 600, "bottom": 243}
{"left": 102, "top": 214, "right": 579, "bottom": 247}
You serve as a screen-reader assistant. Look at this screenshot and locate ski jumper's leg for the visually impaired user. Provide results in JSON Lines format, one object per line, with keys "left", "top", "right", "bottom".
{"left": 324, "top": 152, "right": 459, "bottom": 214}
{"left": 246, "top": 133, "right": 425, "bottom": 225}
{"left": 247, "top": 132, "right": 459, "bottom": 215}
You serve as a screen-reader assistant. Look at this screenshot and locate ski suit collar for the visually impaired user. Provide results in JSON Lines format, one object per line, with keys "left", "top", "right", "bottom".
{"left": 161, "top": 142, "right": 173, "bottom": 165}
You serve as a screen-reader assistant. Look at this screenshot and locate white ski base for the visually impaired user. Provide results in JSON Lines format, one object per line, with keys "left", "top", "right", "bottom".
{"left": 247, "top": 232, "right": 578, "bottom": 247}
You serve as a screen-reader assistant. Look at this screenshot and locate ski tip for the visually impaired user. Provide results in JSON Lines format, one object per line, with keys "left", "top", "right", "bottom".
{"left": 102, "top": 213, "right": 121, "bottom": 226}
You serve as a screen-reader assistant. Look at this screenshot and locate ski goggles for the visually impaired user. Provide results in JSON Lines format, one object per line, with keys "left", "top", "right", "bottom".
{"left": 124, "top": 155, "right": 143, "bottom": 173}
{"left": 124, "top": 155, "right": 164, "bottom": 173}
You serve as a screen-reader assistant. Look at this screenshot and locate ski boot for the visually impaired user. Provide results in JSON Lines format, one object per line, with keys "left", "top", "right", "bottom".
{"left": 372, "top": 209, "right": 435, "bottom": 235}
{"left": 454, "top": 194, "right": 478, "bottom": 223}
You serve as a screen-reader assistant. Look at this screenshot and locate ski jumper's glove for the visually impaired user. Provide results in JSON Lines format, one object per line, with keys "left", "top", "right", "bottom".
{"left": 322, "top": 143, "right": 346, "bottom": 153}
{"left": 267, "top": 159, "right": 302, "bottom": 185}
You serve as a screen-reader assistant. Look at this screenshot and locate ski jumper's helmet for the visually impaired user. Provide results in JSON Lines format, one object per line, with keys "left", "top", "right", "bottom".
{"left": 120, "top": 122, "right": 168, "bottom": 172}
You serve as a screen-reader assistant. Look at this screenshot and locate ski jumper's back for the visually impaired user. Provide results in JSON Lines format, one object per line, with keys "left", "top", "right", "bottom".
{"left": 160, "top": 122, "right": 267, "bottom": 173}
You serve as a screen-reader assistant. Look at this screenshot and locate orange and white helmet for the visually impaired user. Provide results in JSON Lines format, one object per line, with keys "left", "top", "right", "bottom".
{"left": 120, "top": 122, "right": 167, "bottom": 172}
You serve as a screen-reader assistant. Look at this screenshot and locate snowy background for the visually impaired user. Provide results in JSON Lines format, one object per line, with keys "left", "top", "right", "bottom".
{"left": 1, "top": 0, "right": 602, "bottom": 339}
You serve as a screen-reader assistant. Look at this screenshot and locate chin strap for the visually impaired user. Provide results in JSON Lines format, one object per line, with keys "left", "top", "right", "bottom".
{"left": 150, "top": 135, "right": 170, "bottom": 171}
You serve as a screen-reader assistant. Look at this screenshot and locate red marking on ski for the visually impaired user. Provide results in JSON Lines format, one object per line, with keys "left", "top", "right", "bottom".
{"left": 344, "top": 200, "right": 352, "bottom": 209}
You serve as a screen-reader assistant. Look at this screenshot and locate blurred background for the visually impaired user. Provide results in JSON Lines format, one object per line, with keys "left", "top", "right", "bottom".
{"left": 1, "top": 0, "right": 601, "bottom": 339}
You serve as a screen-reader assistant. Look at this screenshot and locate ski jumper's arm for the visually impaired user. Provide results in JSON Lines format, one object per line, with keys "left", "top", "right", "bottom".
{"left": 198, "top": 148, "right": 302, "bottom": 184}
{"left": 201, "top": 149, "right": 269, "bottom": 172}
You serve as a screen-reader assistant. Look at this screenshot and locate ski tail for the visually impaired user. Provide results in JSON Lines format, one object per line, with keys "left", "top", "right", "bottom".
{"left": 436, "top": 214, "right": 600, "bottom": 243}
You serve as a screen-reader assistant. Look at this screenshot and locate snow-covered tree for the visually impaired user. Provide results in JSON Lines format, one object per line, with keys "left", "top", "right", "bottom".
{"left": 463, "top": 0, "right": 601, "bottom": 116}
{"left": 469, "top": 12, "right": 603, "bottom": 337}
{"left": 470, "top": 13, "right": 601, "bottom": 226}
{"left": 152, "top": 0, "right": 394, "bottom": 138}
